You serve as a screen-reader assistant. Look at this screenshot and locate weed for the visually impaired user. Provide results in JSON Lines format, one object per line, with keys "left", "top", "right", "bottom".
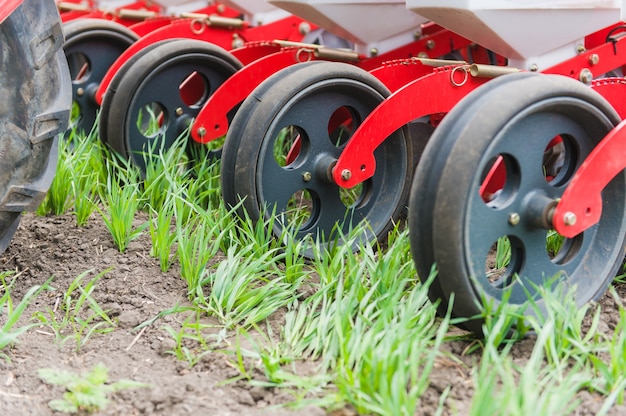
{"left": 33, "top": 270, "right": 116, "bottom": 352}
{"left": 38, "top": 362, "right": 149, "bottom": 413}
{"left": 0, "top": 272, "right": 51, "bottom": 354}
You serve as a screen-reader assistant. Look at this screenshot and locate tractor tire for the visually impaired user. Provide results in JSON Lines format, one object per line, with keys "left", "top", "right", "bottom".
{"left": 0, "top": 0, "right": 71, "bottom": 253}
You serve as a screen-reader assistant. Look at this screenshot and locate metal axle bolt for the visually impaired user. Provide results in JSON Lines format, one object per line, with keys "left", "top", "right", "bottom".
{"left": 508, "top": 212, "right": 520, "bottom": 226}
{"left": 563, "top": 212, "right": 577, "bottom": 226}
{"left": 341, "top": 169, "right": 352, "bottom": 181}
{"left": 579, "top": 68, "right": 593, "bottom": 85}
{"left": 176, "top": 107, "right": 183, "bottom": 116}
{"left": 197, "top": 127, "right": 206, "bottom": 137}
{"left": 302, "top": 171, "right": 312, "bottom": 182}
{"left": 76, "top": 87, "right": 85, "bottom": 97}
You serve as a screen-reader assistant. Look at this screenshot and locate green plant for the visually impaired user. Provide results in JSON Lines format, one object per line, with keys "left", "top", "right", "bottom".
{"left": 195, "top": 245, "right": 302, "bottom": 329}
{"left": 33, "top": 270, "right": 116, "bottom": 352}
{"left": 96, "top": 158, "right": 147, "bottom": 252}
{"left": 470, "top": 318, "right": 589, "bottom": 416}
{"left": 37, "top": 135, "right": 74, "bottom": 216}
{"left": 1, "top": 272, "right": 51, "bottom": 353}
{"left": 38, "top": 362, "right": 149, "bottom": 413}
{"left": 148, "top": 200, "right": 178, "bottom": 272}
{"left": 589, "top": 287, "right": 626, "bottom": 405}
{"left": 162, "top": 311, "right": 224, "bottom": 366}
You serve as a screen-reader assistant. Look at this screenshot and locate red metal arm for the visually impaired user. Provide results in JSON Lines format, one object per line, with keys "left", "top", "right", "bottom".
{"left": 554, "top": 119, "right": 626, "bottom": 238}
{"left": 333, "top": 65, "right": 489, "bottom": 188}
{"left": 191, "top": 46, "right": 309, "bottom": 144}
{"left": 95, "top": 19, "right": 247, "bottom": 104}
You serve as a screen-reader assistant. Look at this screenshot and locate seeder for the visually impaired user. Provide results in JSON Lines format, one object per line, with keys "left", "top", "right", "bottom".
{"left": 215, "top": 0, "right": 626, "bottom": 332}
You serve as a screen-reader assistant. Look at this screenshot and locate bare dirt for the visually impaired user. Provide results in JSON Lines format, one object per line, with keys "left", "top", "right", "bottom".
{"left": 1, "top": 211, "right": 626, "bottom": 415}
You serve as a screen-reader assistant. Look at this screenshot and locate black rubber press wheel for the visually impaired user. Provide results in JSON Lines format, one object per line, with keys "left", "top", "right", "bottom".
{"left": 222, "top": 62, "right": 413, "bottom": 257}
{"left": 0, "top": 0, "right": 71, "bottom": 252}
{"left": 63, "top": 18, "right": 138, "bottom": 136}
{"left": 409, "top": 72, "right": 626, "bottom": 334}
{"left": 99, "top": 38, "right": 242, "bottom": 174}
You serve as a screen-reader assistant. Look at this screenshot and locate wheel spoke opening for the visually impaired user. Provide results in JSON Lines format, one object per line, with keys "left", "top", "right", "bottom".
{"left": 485, "top": 235, "right": 524, "bottom": 289}
{"left": 340, "top": 182, "right": 366, "bottom": 209}
{"left": 328, "top": 106, "right": 358, "bottom": 147}
{"left": 546, "top": 229, "right": 583, "bottom": 265}
{"left": 273, "top": 126, "right": 308, "bottom": 168}
{"left": 543, "top": 134, "right": 579, "bottom": 186}
{"left": 179, "top": 71, "right": 210, "bottom": 108}
{"left": 282, "top": 188, "right": 318, "bottom": 230}
{"left": 479, "top": 153, "right": 521, "bottom": 207}
{"left": 136, "top": 102, "right": 168, "bottom": 138}
{"left": 67, "top": 52, "right": 91, "bottom": 83}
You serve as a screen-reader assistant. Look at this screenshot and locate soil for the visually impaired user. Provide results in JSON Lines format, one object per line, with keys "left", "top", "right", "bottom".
{"left": 1, "top": 211, "right": 626, "bottom": 415}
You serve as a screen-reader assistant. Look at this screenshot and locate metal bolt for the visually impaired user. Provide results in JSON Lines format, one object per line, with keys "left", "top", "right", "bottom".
{"left": 588, "top": 53, "right": 600, "bottom": 65}
{"left": 76, "top": 87, "right": 85, "bottom": 97}
{"left": 217, "top": 3, "right": 225, "bottom": 13}
{"left": 197, "top": 127, "right": 206, "bottom": 137}
{"left": 232, "top": 34, "right": 244, "bottom": 49}
{"left": 579, "top": 68, "right": 593, "bottom": 84}
{"left": 302, "top": 171, "right": 312, "bottom": 182}
{"left": 370, "top": 48, "right": 378, "bottom": 57}
{"left": 577, "top": 44, "right": 586, "bottom": 53}
{"left": 426, "top": 40, "right": 435, "bottom": 50}
{"left": 175, "top": 107, "right": 183, "bottom": 116}
{"left": 340, "top": 169, "right": 352, "bottom": 181}
{"left": 529, "top": 64, "right": 539, "bottom": 72}
{"left": 508, "top": 212, "right": 520, "bottom": 226}
{"left": 298, "top": 22, "right": 311, "bottom": 36}
{"left": 563, "top": 212, "right": 577, "bottom": 226}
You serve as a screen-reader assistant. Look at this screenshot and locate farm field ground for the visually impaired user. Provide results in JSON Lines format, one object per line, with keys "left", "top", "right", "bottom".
{"left": 2, "top": 134, "right": 626, "bottom": 415}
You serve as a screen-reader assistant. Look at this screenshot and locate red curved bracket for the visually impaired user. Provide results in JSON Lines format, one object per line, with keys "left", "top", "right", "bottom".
{"left": 229, "top": 42, "right": 283, "bottom": 64}
{"left": 60, "top": 10, "right": 90, "bottom": 22}
{"left": 554, "top": 119, "right": 626, "bottom": 238}
{"left": 333, "top": 66, "right": 489, "bottom": 188}
{"left": 591, "top": 78, "right": 626, "bottom": 119}
{"left": 128, "top": 17, "right": 175, "bottom": 37}
{"left": 96, "top": 16, "right": 314, "bottom": 105}
{"left": 191, "top": 47, "right": 310, "bottom": 144}
{"left": 95, "top": 19, "right": 244, "bottom": 104}
{"left": 369, "top": 60, "right": 441, "bottom": 93}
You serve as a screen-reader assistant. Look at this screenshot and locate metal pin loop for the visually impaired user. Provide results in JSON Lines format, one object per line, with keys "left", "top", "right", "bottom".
{"left": 296, "top": 48, "right": 314, "bottom": 63}
{"left": 190, "top": 18, "right": 206, "bottom": 35}
{"left": 450, "top": 65, "right": 470, "bottom": 87}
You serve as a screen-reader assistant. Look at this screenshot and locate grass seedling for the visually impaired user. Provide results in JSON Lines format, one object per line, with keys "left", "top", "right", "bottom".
{"left": 33, "top": 269, "right": 116, "bottom": 352}
{"left": 162, "top": 311, "right": 222, "bottom": 366}
{"left": 589, "top": 287, "right": 626, "bottom": 405}
{"left": 470, "top": 318, "right": 589, "bottom": 416}
{"left": 195, "top": 245, "right": 302, "bottom": 329}
{"left": 38, "top": 362, "right": 149, "bottom": 413}
{"left": 1, "top": 273, "right": 51, "bottom": 353}
{"left": 148, "top": 198, "right": 178, "bottom": 272}
{"left": 69, "top": 131, "right": 105, "bottom": 226}
{"left": 524, "top": 281, "right": 603, "bottom": 367}
{"left": 37, "top": 136, "right": 73, "bottom": 216}
{"left": 97, "top": 157, "right": 147, "bottom": 252}
{"left": 141, "top": 132, "right": 190, "bottom": 212}
{"left": 176, "top": 209, "right": 233, "bottom": 292}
